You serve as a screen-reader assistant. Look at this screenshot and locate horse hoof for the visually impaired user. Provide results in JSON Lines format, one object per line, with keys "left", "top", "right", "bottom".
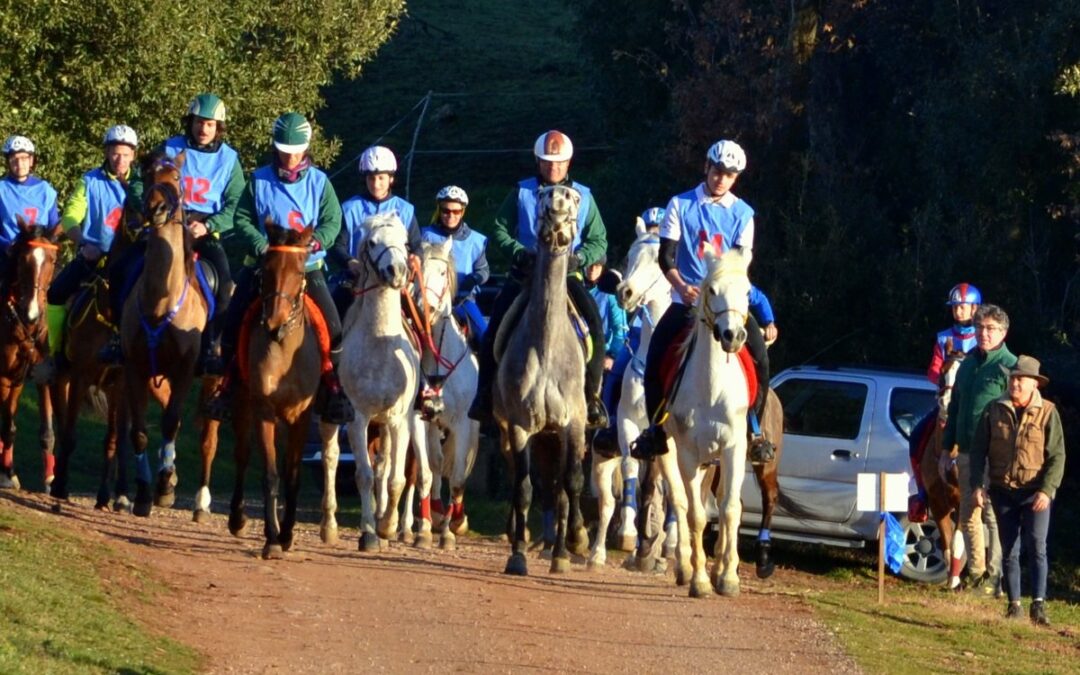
{"left": 449, "top": 515, "right": 469, "bottom": 536}
{"left": 0, "top": 474, "right": 20, "bottom": 490}
{"left": 587, "top": 554, "right": 606, "bottom": 570}
{"left": 662, "top": 545, "right": 677, "bottom": 560}
{"left": 414, "top": 532, "right": 433, "bottom": 550}
{"left": 280, "top": 534, "right": 294, "bottom": 552}
{"left": 716, "top": 578, "right": 741, "bottom": 598}
{"left": 153, "top": 470, "right": 177, "bottom": 508}
{"left": 439, "top": 533, "right": 456, "bottom": 551}
{"left": 756, "top": 561, "right": 775, "bottom": 579}
{"left": 538, "top": 547, "right": 553, "bottom": 561}
{"left": 504, "top": 553, "right": 528, "bottom": 576}
{"left": 113, "top": 496, "right": 132, "bottom": 513}
{"left": 132, "top": 500, "right": 152, "bottom": 518}
{"left": 228, "top": 512, "right": 247, "bottom": 536}
{"left": 94, "top": 500, "right": 110, "bottom": 512}
{"left": 359, "top": 532, "right": 381, "bottom": 553}
{"left": 689, "top": 579, "right": 712, "bottom": 599}
{"left": 399, "top": 530, "right": 416, "bottom": 546}
{"left": 320, "top": 525, "right": 339, "bottom": 545}
{"left": 550, "top": 556, "right": 571, "bottom": 574}
{"left": 618, "top": 534, "right": 638, "bottom": 553}
{"left": 675, "top": 564, "right": 692, "bottom": 586}
{"left": 192, "top": 509, "right": 212, "bottom": 524}
{"left": 262, "top": 544, "right": 285, "bottom": 560}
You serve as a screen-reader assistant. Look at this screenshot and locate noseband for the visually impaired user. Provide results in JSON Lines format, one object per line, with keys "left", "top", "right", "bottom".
{"left": 261, "top": 245, "right": 308, "bottom": 338}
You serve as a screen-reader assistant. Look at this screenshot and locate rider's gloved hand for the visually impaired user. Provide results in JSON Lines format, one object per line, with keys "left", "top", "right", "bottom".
{"left": 308, "top": 239, "right": 322, "bottom": 253}
{"left": 80, "top": 243, "right": 103, "bottom": 263}
{"left": 567, "top": 253, "right": 582, "bottom": 274}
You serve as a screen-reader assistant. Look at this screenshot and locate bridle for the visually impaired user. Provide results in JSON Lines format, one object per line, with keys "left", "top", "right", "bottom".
{"left": 3, "top": 237, "right": 57, "bottom": 376}
{"left": 261, "top": 245, "right": 308, "bottom": 338}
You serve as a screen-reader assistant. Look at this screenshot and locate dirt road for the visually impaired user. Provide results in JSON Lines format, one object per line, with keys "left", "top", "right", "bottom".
{"left": 9, "top": 492, "right": 856, "bottom": 674}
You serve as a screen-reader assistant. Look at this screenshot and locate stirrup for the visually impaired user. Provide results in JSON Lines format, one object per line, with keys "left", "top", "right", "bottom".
{"left": 316, "top": 380, "right": 354, "bottom": 425}
{"left": 586, "top": 397, "right": 609, "bottom": 430}
{"left": 630, "top": 425, "right": 668, "bottom": 460}
{"left": 97, "top": 334, "right": 123, "bottom": 365}
{"left": 748, "top": 435, "right": 776, "bottom": 465}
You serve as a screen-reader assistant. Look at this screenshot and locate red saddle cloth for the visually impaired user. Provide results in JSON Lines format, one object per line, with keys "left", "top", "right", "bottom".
{"left": 238, "top": 295, "right": 333, "bottom": 383}
{"left": 658, "top": 325, "right": 757, "bottom": 407}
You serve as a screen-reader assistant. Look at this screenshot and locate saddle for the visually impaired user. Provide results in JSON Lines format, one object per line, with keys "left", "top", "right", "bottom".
{"left": 236, "top": 294, "right": 333, "bottom": 384}
{"left": 125, "top": 255, "right": 219, "bottom": 319}
{"left": 492, "top": 291, "right": 592, "bottom": 365}
{"left": 657, "top": 323, "right": 757, "bottom": 411}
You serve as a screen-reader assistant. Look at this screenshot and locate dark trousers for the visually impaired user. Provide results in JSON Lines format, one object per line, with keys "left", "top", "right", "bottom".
{"left": 107, "top": 239, "right": 145, "bottom": 322}
{"left": 643, "top": 302, "right": 769, "bottom": 424}
{"left": 47, "top": 256, "right": 98, "bottom": 306}
{"left": 990, "top": 486, "right": 1051, "bottom": 602}
{"left": 476, "top": 275, "right": 606, "bottom": 401}
{"left": 193, "top": 236, "right": 232, "bottom": 342}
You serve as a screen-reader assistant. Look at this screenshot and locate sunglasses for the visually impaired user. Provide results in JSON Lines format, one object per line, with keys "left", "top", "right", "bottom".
{"left": 440, "top": 207, "right": 464, "bottom": 216}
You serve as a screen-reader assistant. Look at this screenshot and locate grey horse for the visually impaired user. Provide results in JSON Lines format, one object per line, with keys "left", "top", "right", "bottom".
{"left": 496, "top": 184, "right": 590, "bottom": 576}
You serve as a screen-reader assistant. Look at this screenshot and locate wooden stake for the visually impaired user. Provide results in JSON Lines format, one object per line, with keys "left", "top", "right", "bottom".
{"left": 878, "top": 470, "right": 886, "bottom": 605}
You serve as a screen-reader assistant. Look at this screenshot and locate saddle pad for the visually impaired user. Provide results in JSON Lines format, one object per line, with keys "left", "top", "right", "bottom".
{"left": 237, "top": 294, "right": 333, "bottom": 383}
{"left": 493, "top": 292, "right": 591, "bottom": 365}
{"left": 659, "top": 326, "right": 757, "bottom": 407}
{"left": 194, "top": 256, "right": 218, "bottom": 318}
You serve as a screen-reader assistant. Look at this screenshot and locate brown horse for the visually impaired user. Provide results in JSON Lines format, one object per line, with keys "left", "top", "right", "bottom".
{"left": 121, "top": 153, "right": 209, "bottom": 517}
{"left": 0, "top": 219, "right": 60, "bottom": 490}
{"left": 225, "top": 225, "right": 339, "bottom": 558}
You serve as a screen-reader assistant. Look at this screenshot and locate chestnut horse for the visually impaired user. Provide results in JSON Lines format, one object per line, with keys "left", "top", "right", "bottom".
{"left": 0, "top": 220, "right": 59, "bottom": 490}
{"left": 121, "top": 154, "right": 209, "bottom": 517}
{"left": 226, "top": 225, "right": 340, "bottom": 558}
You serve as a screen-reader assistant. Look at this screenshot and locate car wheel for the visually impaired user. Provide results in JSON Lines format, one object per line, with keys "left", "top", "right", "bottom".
{"left": 898, "top": 517, "right": 948, "bottom": 583}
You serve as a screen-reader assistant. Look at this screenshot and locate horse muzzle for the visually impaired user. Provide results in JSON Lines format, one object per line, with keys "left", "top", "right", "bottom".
{"left": 381, "top": 261, "right": 407, "bottom": 290}
{"left": 713, "top": 322, "right": 747, "bottom": 353}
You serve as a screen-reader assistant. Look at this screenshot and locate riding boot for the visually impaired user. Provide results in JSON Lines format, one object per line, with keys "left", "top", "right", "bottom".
{"left": 197, "top": 316, "right": 226, "bottom": 376}
{"left": 314, "top": 348, "right": 355, "bottom": 425}
{"left": 467, "top": 282, "right": 519, "bottom": 425}
{"left": 745, "top": 314, "right": 775, "bottom": 465}
{"left": 97, "top": 331, "right": 123, "bottom": 365}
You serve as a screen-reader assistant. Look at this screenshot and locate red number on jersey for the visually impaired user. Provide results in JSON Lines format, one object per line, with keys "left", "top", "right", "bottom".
{"left": 183, "top": 176, "right": 211, "bottom": 205}
{"left": 105, "top": 207, "right": 123, "bottom": 231}
{"left": 22, "top": 207, "right": 38, "bottom": 225}
{"left": 287, "top": 211, "right": 305, "bottom": 230}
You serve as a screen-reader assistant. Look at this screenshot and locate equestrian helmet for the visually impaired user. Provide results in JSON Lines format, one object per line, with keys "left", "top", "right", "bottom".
{"left": 3, "top": 135, "right": 35, "bottom": 156}
{"left": 187, "top": 93, "right": 227, "bottom": 122}
{"left": 706, "top": 139, "right": 747, "bottom": 173}
{"left": 103, "top": 125, "right": 139, "bottom": 149}
{"left": 272, "top": 112, "right": 312, "bottom": 153}
{"left": 359, "top": 145, "right": 397, "bottom": 174}
{"left": 641, "top": 207, "right": 666, "bottom": 227}
{"left": 436, "top": 185, "right": 469, "bottom": 206}
{"left": 947, "top": 283, "right": 982, "bottom": 306}
{"left": 533, "top": 130, "right": 573, "bottom": 162}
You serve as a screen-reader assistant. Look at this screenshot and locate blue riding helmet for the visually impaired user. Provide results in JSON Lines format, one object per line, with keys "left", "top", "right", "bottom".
{"left": 641, "top": 207, "right": 665, "bottom": 227}
{"left": 946, "top": 283, "right": 982, "bottom": 306}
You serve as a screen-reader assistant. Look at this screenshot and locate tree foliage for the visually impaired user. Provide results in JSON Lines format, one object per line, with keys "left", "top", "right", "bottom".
{"left": 0, "top": 0, "right": 405, "bottom": 193}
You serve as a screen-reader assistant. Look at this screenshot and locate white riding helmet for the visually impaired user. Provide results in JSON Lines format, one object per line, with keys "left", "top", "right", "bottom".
{"left": 436, "top": 185, "right": 469, "bottom": 206}
{"left": 533, "top": 130, "right": 573, "bottom": 162}
{"left": 104, "top": 124, "right": 139, "bottom": 149}
{"left": 3, "top": 135, "right": 35, "bottom": 156}
{"left": 359, "top": 145, "right": 397, "bottom": 174}
{"left": 706, "top": 139, "right": 746, "bottom": 173}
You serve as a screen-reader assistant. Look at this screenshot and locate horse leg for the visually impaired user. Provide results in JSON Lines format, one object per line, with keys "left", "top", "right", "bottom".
{"left": 0, "top": 385, "right": 20, "bottom": 489}
{"left": 683, "top": 464, "right": 711, "bottom": 599}
{"left": 319, "top": 420, "right": 341, "bottom": 545}
{"left": 127, "top": 372, "right": 153, "bottom": 517}
{"left": 634, "top": 457, "right": 667, "bottom": 573}
{"left": 280, "top": 412, "right": 309, "bottom": 553}
{"left": 659, "top": 446, "right": 692, "bottom": 586}
{"left": 97, "top": 387, "right": 119, "bottom": 510}
{"left": 258, "top": 413, "right": 283, "bottom": 560}
{"left": 410, "top": 414, "right": 434, "bottom": 550}
{"left": 37, "top": 383, "right": 55, "bottom": 493}
{"left": 350, "top": 417, "right": 379, "bottom": 551}
{"left": 377, "top": 417, "right": 410, "bottom": 541}
{"left": 154, "top": 370, "right": 193, "bottom": 509}
{"left": 712, "top": 445, "right": 747, "bottom": 597}
{"left": 428, "top": 424, "right": 446, "bottom": 533}
{"left": 228, "top": 388, "right": 253, "bottom": 536}
{"left": 399, "top": 445, "right": 417, "bottom": 545}
{"left": 112, "top": 383, "right": 132, "bottom": 511}
{"left": 753, "top": 461, "right": 779, "bottom": 579}
{"left": 504, "top": 425, "right": 532, "bottom": 576}
{"left": 588, "top": 451, "right": 618, "bottom": 569}
{"left": 561, "top": 421, "right": 589, "bottom": 567}
{"left": 193, "top": 376, "right": 222, "bottom": 523}
{"left": 50, "top": 374, "right": 76, "bottom": 501}
{"left": 448, "top": 420, "right": 480, "bottom": 538}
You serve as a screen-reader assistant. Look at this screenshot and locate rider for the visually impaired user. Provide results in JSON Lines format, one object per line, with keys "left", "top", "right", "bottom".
{"left": 927, "top": 283, "right": 981, "bottom": 384}
{"left": 419, "top": 185, "right": 490, "bottom": 347}
{"left": 467, "top": 130, "right": 610, "bottom": 429}
{"left": 205, "top": 112, "right": 353, "bottom": 424}
{"left": 632, "top": 139, "right": 775, "bottom": 463}
{"left": 328, "top": 145, "right": 443, "bottom": 417}
{"left": 47, "top": 125, "right": 141, "bottom": 355}
{"left": 0, "top": 135, "right": 60, "bottom": 290}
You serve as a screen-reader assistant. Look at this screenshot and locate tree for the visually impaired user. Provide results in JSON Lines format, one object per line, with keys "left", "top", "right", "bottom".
{"left": 0, "top": 0, "right": 406, "bottom": 193}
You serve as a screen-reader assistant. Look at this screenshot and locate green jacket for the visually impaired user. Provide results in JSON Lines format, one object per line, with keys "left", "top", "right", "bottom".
{"left": 60, "top": 164, "right": 142, "bottom": 233}
{"left": 942, "top": 343, "right": 1018, "bottom": 454}
{"left": 970, "top": 390, "right": 1066, "bottom": 499}
{"left": 490, "top": 177, "right": 607, "bottom": 269}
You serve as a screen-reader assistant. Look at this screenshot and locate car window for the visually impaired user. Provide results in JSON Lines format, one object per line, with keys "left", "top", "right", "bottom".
{"left": 775, "top": 378, "right": 868, "bottom": 440}
{"left": 890, "top": 387, "right": 937, "bottom": 439}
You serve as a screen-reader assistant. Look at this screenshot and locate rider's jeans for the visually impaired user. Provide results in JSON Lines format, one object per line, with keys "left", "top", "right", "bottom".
{"left": 956, "top": 452, "right": 1002, "bottom": 579}
{"left": 990, "top": 485, "right": 1050, "bottom": 602}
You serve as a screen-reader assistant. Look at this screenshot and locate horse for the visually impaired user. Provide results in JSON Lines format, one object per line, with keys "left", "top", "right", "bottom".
{"left": 0, "top": 219, "right": 59, "bottom": 491}
{"left": 659, "top": 246, "right": 754, "bottom": 598}
{"left": 338, "top": 212, "right": 428, "bottom": 551}
{"left": 121, "top": 153, "right": 209, "bottom": 517}
{"left": 223, "top": 224, "right": 340, "bottom": 558}
{"left": 415, "top": 237, "right": 480, "bottom": 549}
{"left": 497, "top": 184, "right": 590, "bottom": 576}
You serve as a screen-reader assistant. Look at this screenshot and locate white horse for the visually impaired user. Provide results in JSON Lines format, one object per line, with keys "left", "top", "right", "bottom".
{"left": 660, "top": 246, "right": 753, "bottom": 598}
{"left": 413, "top": 237, "right": 481, "bottom": 550}
{"left": 589, "top": 221, "right": 672, "bottom": 568}
{"left": 338, "top": 213, "right": 430, "bottom": 551}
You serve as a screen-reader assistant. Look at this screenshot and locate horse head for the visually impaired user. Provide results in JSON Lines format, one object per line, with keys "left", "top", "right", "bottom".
{"left": 616, "top": 225, "right": 667, "bottom": 312}
{"left": 261, "top": 224, "right": 311, "bottom": 341}
{"left": 418, "top": 237, "right": 456, "bottom": 318}
{"left": 937, "top": 337, "right": 967, "bottom": 419}
{"left": 536, "top": 184, "right": 580, "bottom": 254}
{"left": 361, "top": 212, "right": 409, "bottom": 290}
{"left": 142, "top": 151, "right": 184, "bottom": 229}
{"left": 700, "top": 247, "right": 752, "bottom": 353}
{"left": 8, "top": 215, "right": 59, "bottom": 324}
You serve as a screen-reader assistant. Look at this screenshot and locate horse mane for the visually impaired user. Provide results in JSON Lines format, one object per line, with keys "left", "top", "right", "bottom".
{"left": 704, "top": 246, "right": 752, "bottom": 283}
{"left": 361, "top": 211, "right": 407, "bottom": 244}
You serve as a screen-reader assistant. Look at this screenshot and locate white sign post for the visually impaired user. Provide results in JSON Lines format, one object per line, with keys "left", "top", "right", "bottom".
{"left": 856, "top": 472, "right": 909, "bottom": 604}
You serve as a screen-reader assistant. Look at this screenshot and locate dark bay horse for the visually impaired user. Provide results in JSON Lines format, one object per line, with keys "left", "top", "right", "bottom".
{"left": 0, "top": 219, "right": 59, "bottom": 490}
{"left": 121, "top": 153, "right": 209, "bottom": 517}
{"left": 226, "top": 225, "right": 340, "bottom": 559}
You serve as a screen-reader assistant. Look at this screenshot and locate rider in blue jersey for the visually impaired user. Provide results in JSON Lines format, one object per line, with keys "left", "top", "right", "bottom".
{"left": 419, "top": 185, "right": 490, "bottom": 348}
{"left": 928, "top": 283, "right": 981, "bottom": 384}
{"left": 205, "top": 112, "right": 353, "bottom": 424}
{"left": 0, "top": 135, "right": 60, "bottom": 292}
{"left": 633, "top": 139, "right": 776, "bottom": 463}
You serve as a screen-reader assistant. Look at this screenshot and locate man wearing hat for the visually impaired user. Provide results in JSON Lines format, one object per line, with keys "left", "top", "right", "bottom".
{"left": 970, "top": 355, "right": 1065, "bottom": 626}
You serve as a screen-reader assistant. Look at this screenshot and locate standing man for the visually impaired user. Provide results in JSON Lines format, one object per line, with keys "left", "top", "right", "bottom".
{"left": 468, "top": 130, "right": 609, "bottom": 428}
{"left": 942, "top": 303, "right": 1015, "bottom": 594}
{"left": 971, "top": 356, "right": 1065, "bottom": 625}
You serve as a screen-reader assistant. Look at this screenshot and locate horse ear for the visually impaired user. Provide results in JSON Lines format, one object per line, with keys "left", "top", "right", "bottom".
{"left": 15, "top": 213, "right": 29, "bottom": 234}
{"left": 634, "top": 216, "right": 647, "bottom": 238}
{"left": 174, "top": 150, "right": 186, "bottom": 170}
{"left": 301, "top": 224, "right": 315, "bottom": 246}
{"left": 47, "top": 224, "right": 62, "bottom": 243}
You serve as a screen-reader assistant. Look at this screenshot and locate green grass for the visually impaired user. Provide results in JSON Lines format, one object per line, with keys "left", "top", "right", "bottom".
{"left": 0, "top": 502, "right": 201, "bottom": 674}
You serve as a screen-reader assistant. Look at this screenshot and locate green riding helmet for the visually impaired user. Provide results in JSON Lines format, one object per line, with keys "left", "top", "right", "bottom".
{"left": 272, "top": 112, "right": 312, "bottom": 153}
{"left": 187, "top": 93, "right": 227, "bottom": 122}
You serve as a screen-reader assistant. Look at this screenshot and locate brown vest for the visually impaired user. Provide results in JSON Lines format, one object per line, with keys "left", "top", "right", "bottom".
{"left": 986, "top": 395, "right": 1056, "bottom": 491}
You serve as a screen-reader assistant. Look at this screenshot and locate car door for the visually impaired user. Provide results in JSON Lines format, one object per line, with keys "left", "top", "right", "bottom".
{"left": 769, "top": 374, "right": 875, "bottom": 524}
